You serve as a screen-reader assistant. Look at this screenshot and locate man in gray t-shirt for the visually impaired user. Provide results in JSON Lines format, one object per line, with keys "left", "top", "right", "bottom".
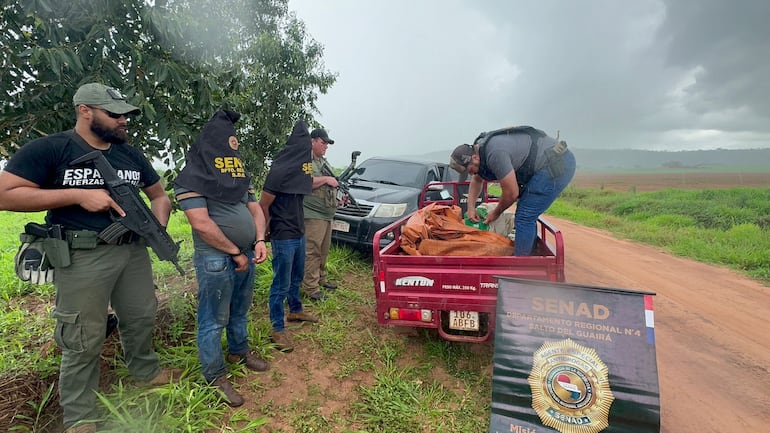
{"left": 173, "top": 110, "right": 269, "bottom": 408}
{"left": 449, "top": 126, "right": 576, "bottom": 255}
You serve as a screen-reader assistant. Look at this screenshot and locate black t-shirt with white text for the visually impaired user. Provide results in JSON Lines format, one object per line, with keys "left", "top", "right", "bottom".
{"left": 4, "top": 131, "right": 160, "bottom": 232}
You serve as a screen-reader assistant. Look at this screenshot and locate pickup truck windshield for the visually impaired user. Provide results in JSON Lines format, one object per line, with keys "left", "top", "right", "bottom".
{"left": 351, "top": 160, "right": 429, "bottom": 189}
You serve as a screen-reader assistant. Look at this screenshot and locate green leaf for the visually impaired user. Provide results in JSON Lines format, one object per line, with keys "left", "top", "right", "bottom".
{"left": 1, "top": 0, "right": 337, "bottom": 178}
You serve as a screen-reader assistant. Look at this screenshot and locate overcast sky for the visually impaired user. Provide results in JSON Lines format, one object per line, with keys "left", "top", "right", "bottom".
{"left": 287, "top": 0, "right": 770, "bottom": 167}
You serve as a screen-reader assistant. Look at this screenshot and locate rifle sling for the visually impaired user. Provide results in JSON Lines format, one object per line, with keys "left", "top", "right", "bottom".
{"left": 67, "top": 129, "right": 101, "bottom": 155}
{"left": 66, "top": 130, "right": 135, "bottom": 241}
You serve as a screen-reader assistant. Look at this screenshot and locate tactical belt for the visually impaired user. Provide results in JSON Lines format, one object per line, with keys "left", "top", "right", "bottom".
{"left": 65, "top": 229, "right": 139, "bottom": 248}
{"left": 99, "top": 231, "right": 140, "bottom": 245}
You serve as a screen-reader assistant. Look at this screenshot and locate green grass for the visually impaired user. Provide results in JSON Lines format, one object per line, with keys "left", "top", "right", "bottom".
{"left": 548, "top": 186, "right": 770, "bottom": 282}
{"left": 2, "top": 185, "right": 769, "bottom": 431}
{"left": 1, "top": 208, "right": 493, "bottom": 432}
{"left": 577, "top": 165, "right": 770, "bottom": 174}
{"left": 0, "top": 212, "right": 51, "bottom": 300}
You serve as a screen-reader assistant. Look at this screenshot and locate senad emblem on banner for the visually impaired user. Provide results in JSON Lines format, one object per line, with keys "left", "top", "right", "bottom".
{"left": 489, "top": 278, "right": 660, "bottom": 433}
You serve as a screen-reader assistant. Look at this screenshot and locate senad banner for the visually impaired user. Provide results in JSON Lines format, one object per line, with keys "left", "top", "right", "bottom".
{"left": 489, "top": 278, "right": 660, "bottom": 433}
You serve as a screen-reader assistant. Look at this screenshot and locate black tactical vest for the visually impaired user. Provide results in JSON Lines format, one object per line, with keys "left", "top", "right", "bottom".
{"left": 477, "top": 126, "right": 545, "bottom": 184}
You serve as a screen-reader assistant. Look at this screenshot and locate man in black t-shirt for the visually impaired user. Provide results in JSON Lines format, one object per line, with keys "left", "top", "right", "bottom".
{"left": 259, "top": 121, "right": 320, "bottom": 353}
{"left": 0, "top": 83, "right": 179, "bottom": 433}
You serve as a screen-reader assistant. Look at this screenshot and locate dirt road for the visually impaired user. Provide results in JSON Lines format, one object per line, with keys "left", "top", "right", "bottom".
{"left": 547, "top": 216, "right": 770, "bottom": 433}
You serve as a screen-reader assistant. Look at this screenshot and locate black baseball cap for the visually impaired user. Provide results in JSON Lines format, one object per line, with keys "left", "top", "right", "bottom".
{"left": 310, "top": 128, "right": 335, "bottom": 144}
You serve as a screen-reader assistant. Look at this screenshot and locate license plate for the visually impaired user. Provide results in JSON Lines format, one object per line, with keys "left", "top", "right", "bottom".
{"left": 449, "top": 310, "right": 479, "bottom": 331}
{"left": 332, "top": 220, "right": 350, "bottom": 233}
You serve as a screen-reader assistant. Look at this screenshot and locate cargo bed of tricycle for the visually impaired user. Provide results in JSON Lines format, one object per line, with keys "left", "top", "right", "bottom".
{"left": 372, "top": 181, "right": 565, "bottom": 342}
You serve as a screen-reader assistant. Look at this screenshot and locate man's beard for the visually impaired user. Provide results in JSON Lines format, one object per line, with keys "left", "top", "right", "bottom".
{"left": 91, "top": 117, "right": 127, "bottom": 144}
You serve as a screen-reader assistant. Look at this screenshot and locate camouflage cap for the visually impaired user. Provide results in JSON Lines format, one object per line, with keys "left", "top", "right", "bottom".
{"left": 449, "top": 143, "right": 475, "bottom": 174}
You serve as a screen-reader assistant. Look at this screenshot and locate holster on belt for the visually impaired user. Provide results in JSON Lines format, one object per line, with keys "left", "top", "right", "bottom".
{"left": 23, "top": 222, "right": 71, "bottom": 268}
{"left": 553, "top": 140, "right": 567, "bottom": 154}
{"left": 545, "top": 141, "right": 568, "bottom": 178}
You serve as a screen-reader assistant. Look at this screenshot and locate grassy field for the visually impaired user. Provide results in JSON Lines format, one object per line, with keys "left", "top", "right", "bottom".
{"left": 1, "top": 176, "right": 769, "bottom": 432}
{"left": 577, "top": 165, "right": 770, "bottom": 174}
{"left": 549, "top": 186, "right": 770, "bottom": 282}
{"left": 571, "top": 168, "right": 770, "bottom": 192}
{"left": 1, "top": 210, "right": 493, "bottom": 433}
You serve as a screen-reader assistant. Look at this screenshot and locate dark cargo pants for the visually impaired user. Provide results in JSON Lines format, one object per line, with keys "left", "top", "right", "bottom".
{"left": 53, "top": 243, "right": 160, "bottom": 428}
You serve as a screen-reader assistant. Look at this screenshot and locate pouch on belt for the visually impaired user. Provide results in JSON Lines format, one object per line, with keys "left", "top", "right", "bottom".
{"left": 66, "top": 230, "right": 98, "bottom": 250}
{"left": 43, "top": 237, "right": 71, "bottom": 268}
{"left": 545, "top": 141, "right": 568, "bottom": 178}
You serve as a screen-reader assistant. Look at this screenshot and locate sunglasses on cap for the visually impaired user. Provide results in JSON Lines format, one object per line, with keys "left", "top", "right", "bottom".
{"left": 87, "top": 105, "right": 126, "bottom": 119}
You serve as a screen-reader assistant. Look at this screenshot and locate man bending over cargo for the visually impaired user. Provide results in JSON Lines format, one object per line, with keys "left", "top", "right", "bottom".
{"left": 449, "top": 126, "right": 576, "bottom": 255}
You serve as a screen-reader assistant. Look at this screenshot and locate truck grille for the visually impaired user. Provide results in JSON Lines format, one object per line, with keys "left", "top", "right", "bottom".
{"left": 336, "top": 203, "right": 373, "bottom": 218}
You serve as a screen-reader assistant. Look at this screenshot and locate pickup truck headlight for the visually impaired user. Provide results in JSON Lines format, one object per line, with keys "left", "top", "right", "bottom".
{"left": 373, "top": 203, "right": 407, "bottom": 218}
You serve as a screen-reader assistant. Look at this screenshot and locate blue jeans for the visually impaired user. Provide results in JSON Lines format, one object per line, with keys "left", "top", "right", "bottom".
{"left": 194, "top": 251, "right": 255, "bottom": 382}
{"left": 514, "top": 150, "right": 576, "bottom": 255}
{"left": 268, "top": 236, "right": 306, "bottom": 332}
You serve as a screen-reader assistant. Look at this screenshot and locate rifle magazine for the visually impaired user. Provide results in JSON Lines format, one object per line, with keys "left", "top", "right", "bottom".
{"left": 98, "top": 222, "right": 130, "bottom": 244}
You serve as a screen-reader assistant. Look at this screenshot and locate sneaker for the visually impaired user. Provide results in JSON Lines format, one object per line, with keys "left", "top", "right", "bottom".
{"left": 227, "top": 352, "right": 269, "bottom": 372}
{"left": 321, "top": 281, "right": 338, "bottom": 290}
{"left": 211, "top": 376, "right": 244, "bottom": 407}
{"left": 64, "top": 423, "right": 97, "bottom": 433}
{"left": 308, "top": 291, "right": 326, "bottom": 302}
{"left": 286, "top": 311, "right": 319, "bottom": 323}
{"left": 271, "top": 330, "right": 294, "bottom": 352}
{"left": 145, "top": 368, "right": 184, "bottom": 386}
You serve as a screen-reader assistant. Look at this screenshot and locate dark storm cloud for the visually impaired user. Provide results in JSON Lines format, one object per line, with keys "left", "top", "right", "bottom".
{"left": 655, "top": 0, "right": 770, "bottom": 131}
{"left": 465, "top": 0, "right": 673, "bottom": 148}
{"left": 470, "top": 0, "right": 770, "bottom": 148}
{"left": 289, "top": 0, "right": 769, "bottom": 165}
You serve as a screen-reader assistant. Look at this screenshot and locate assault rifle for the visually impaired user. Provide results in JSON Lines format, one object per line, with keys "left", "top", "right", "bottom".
{"left": 321, "top": 151, "right": 361, "bottom": 209}
{"left": 70, "top": 151, "right": 185, "bottom": 275}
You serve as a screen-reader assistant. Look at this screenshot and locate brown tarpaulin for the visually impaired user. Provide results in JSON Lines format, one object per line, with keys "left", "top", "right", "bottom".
{"left": 400, "top": 203, "right": 514, "bottom": 256}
